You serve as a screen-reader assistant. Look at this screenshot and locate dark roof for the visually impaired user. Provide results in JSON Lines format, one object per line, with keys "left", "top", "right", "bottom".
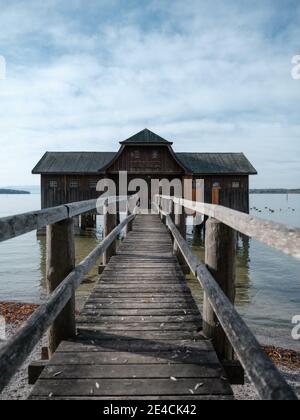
{"left": 33, "top": 151, "right": 257, "bottom": 175}
{"left": 32, "top": 152, "right": 116, "bottom": 174}
{"left": 120, "top": 129, "right": 172, "bottom": 145}
{"left": 177, "top": 153, "right": 257, "bottom": 175}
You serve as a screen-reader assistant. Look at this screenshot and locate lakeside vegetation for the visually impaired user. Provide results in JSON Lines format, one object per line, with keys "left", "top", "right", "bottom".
{"left": 250, "top": 189, "right": 300, "bottom": 194}
{"left": 0, "top": 189, "right": 30, "bottom": 195}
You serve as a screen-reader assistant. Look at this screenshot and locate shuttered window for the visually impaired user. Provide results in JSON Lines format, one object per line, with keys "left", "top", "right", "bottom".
{"left": 49, "top": 181, "right": 58, "bottom": 188}
{"left": 70, "top": 180, "right": 79, "bottom": 188}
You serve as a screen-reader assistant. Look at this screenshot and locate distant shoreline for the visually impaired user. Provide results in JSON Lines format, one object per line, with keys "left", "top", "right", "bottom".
{"left": 250, "top": 189, "right": 300, "bottom": 194}
{"left": 0, "top": 189, "right": 30, "bottom": 195}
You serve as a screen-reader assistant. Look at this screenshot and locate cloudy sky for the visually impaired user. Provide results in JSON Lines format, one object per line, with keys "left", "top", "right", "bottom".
{"left": 0, "top": 0, "right": 299, "bottom": 187}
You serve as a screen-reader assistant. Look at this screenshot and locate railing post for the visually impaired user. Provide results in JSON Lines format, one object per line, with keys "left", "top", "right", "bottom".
{"left": 46, "top": 218, "right": 76, "bottom": 356}
{"left": 125, "top": 200, "right": 134, "bottom": 236}
{"left": 203, "top": 217, "right": 236, "bottom": 361}
{"left": 161, "top": 198, "right": 167, "bottom": 224}
{"left": 103, "top": 199, "right": 117, "bottom": 266}
{"left": 173, "top": 201, "right": 190, "bottom": 274}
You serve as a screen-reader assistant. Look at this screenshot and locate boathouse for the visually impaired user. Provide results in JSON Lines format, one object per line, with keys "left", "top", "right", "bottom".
{"left": 32, "top": 129, "right": 257, "bottom": 223}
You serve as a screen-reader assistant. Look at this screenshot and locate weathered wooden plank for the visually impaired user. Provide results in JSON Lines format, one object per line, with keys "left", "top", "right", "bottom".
{"left": 40, "top": 364, "right": 223, "bottom": 379}
{"left": 82, "top": 303, "right": 199, "bottom": 317}
{"left": 30, "top": 378, "right": 232, "bottom": 397}
{"left": 48, "top": 351, "right": 219, "bottom": 366}
{"left": 77, "top": 315, "right": 201, "bottom": 323}
{"left": 76, "top": 323, "right": 201, "bottom": 332}
{"left": 29, "top": 395, "right": 234, "bottom": 400}
{"left": 76, "top": 329, "right": 202, "bottom": 340}
{"left": 55, "top": 338, "right": 212, "bottom": 353}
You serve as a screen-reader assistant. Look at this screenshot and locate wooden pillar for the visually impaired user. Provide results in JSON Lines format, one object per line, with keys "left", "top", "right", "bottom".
{"left": 173, "top": 202, "right": 189, "bottom": 274}
{"left": 160, "top": 198, "right": 165, "bottom": 224}
{"left": 125, "top": 201, "right": 134, "bottom": 236}
{"left": 193, "top": 223, "right": 202, "bottom": 246}
{"left": 212, "top": 186, "right": 221, "bottom": 205}
{"left": 203, "top": 218, "right": 236, "bottom": 361}
{"left": 46, "top": 218, "right": 76, "bottom": 356}
{"left": 103, "top": 199, "right": 117, "bottom": 266}
{"left": 81, "top": 212, "right": 96, "bottom": 231}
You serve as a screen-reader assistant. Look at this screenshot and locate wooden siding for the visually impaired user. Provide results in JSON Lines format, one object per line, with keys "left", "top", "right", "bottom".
{"left": 106, "top": 146, "right": 185, "bottom": 175}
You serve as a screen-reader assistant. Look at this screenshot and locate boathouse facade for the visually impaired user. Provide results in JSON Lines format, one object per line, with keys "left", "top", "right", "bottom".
{"left": 32, "top": 129, "right": 257, "bottom": 215}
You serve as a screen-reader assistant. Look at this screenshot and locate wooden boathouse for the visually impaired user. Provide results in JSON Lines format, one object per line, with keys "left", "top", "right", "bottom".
{"left": 32, "top": 129, "right": 257, "bottom": 229}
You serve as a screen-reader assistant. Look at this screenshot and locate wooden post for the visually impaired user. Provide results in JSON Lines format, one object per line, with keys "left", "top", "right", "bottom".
{"left": 161, "top": 198, "right": 167, "bottom": 224}
{"left": 46, "top": 218, "right": 76, "bottom": 356}
{"left": 212, "top": 186, "right": 221, "bottom": 205}
{"left": 103, "top": 199, "right": 117, "bottom": 266}
{"left": 173, "top": 202, "right": 190, "bottom": 274}
{"left": 125, "top": 201, "right": 134, "bottom": 236}
{"left": 203, "top": 218, "right": 236, "bottom": 361}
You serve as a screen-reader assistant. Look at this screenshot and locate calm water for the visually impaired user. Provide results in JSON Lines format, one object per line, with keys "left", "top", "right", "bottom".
{"left": 0, "top": 194, "right": 299, "bottom": 349}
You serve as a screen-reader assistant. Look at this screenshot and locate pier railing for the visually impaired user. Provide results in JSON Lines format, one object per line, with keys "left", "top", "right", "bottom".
{"left": 0, "top": 195, "right": 139, "bottom": 392}
{"left": 155, "top": 195, "right": 299, "bottom": 401}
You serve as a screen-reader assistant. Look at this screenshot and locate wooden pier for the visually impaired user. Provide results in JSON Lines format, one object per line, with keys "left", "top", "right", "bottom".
{"left": 0, "top": 195, "right": 299, "bottom": 400}
{"left": 29, "top": 215, "right": 232, "bottom": 400}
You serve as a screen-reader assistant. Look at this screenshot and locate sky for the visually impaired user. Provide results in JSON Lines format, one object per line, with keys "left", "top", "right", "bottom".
{"left": 0, "top": 0, "right": 299, "bottom": 188}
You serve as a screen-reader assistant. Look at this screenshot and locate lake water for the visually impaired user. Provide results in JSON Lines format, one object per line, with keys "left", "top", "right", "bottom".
{"left": 0, "top": 193, "right": 299, "bottom": 350}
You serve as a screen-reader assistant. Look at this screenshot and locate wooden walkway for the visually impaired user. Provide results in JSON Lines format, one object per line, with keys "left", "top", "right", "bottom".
{"left": 30, "top": 215, "right": 233, "bottom": 400}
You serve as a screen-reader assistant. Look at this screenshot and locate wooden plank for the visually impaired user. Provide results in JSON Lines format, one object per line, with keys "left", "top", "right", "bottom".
{"left": 29, "top": 395, "right": 234, "bottom": 400}
{"left": 55, "top": 338, "right": 213, "bottom": 353}
{"left": 47, "top": 351, "right": 219, "bottom": 366}
{"left": 40, "top": 364, "right": 223, "bottom": 379}
{"left": 30, "top": 378, "right": 232, "bottom": 397}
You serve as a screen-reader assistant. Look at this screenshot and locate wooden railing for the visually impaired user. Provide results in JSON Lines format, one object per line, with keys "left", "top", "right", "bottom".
{"left": 155, "top": 195, "right": 299, "bottom": 401}
{"left": 0, "top": 195, "right": 139, "bottom": 393}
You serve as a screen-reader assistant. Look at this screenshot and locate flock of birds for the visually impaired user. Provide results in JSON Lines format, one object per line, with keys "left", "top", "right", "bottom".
{"left": 250, "top": 206, "right": 296, "bottom": 213}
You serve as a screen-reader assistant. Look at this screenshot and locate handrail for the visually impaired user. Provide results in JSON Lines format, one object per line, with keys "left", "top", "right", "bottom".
{"left": 166, "top": 213, "right": 297, "bottom": 400}
{"left": 155, "top": 196, "right": 298, "bottom": 400}
{"left": 0, "top": 212, "right": 136, "bottom": 392}
{"left": 157, "top": 195, "right": 300, "bottom": 260}
{"left": 0, "top": 195, "right": 137, "bottom": 243}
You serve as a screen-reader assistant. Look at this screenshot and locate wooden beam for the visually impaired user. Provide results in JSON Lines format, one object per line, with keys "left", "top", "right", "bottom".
{"left": 157, "top": 196, "right": 300, "bottom": 261}
{"left": 103, "top": 199, "right": 117, "bottom": 266}
{"left": 46, "top": 218, "right": 76, "bottom": 355}
{"left": 203, "top": 218, "right": 236, "bottom": 361}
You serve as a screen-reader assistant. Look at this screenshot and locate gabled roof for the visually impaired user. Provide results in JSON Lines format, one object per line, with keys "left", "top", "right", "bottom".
{"left": 177, "top": 153, "right": 257, "bottom": 175}
{"left": 32, "top": 151, "right": 257, "bottom": 175}
{"left": 120, "top": 129, "right": 173, "bottom": 145}
{"left": 32, "top": 152, "right": 116, "bottom": 174}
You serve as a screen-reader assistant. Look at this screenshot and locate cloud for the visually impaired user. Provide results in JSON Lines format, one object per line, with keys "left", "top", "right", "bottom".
{"left": 0, "top": 0, "right": 299, "bottom": 187}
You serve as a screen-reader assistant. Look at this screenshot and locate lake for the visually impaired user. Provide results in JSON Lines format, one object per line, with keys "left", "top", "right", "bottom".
{"left": 0, "top": 193, "right": 299, "bottom": 350}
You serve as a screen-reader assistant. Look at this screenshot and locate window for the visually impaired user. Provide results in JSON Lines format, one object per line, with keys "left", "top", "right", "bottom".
{"left": 131, "top": 150, "right": 140, "bottom": 159}
{"left": 70, "top": 180, "right": 79, "bottom": 188}
{"left": 152, "top": 150, "right": 159, "bottom": 159}
{"left": 213, "top": 182, "right": 221, "bottom": 188}
{"left": 89, "top": 180, "right": 98, "bottom": 189}
{"left": 232, "top": 181, "right": 240, "bottom": 189}
{"left": 49, "top": 180, "right": 58, "bottom": 189}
